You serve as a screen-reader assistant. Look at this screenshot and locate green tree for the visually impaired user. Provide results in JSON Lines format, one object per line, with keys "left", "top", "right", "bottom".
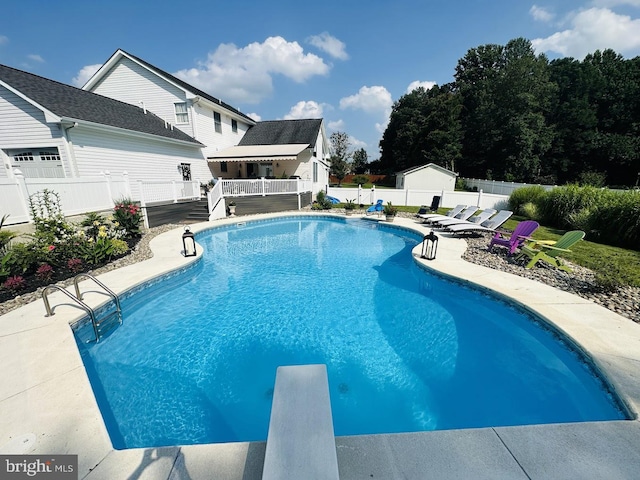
{"left": 351, "top": 148, "right": 369, "bottom": 174}
{"left": 329, "top": 131, "right": 351, "bottom": 185}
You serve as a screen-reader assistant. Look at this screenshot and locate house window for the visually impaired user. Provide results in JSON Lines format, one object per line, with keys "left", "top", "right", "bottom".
{"left": 214, "top": 112, "right": 222, "bottom": 133}
{"left": 221, "top": 161, "right": 228, "bottom": 173}
{"left": 232, "top": 119, "right": 238, "bottom": 133}
{"left": 313, "top": 162, "right": 318, "bottom": 183}
{"left": 178, "top": 163, "right": 192, "bottom": 181}
{"left": 175, "top": 103, "right": 189, "bottom": 124}
{"left": 13, "top": 152, "right": 34, "bottom": 162}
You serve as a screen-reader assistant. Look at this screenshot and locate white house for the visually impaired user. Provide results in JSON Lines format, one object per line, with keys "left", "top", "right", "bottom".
{"left": 207, "top": 119, "right": 331, "bottom": 194}
{"left": 83, "top": 50, "right": 331, "bottom": 194}
{"left": 395, "top": 163, "right": 457, "bottom": 191}
{"left": 0, "top": 63, "right": 205, "bottom": 197}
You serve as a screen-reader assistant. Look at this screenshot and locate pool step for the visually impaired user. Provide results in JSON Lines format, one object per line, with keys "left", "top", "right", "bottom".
{"left": 262, "top": 364, "right": 340, "bottom": 480}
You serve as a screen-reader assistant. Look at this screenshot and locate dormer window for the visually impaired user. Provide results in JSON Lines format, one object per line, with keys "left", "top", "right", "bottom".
{"left": 232, "top": 119, "right": 238, "bottom": 133}
{"left": 174, "top": 103, "right": 188, "bottom": 124}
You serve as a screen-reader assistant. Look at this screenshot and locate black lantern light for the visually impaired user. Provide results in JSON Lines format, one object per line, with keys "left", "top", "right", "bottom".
{"left": 421, "top": 230, "right": 439, "bottom": 260}
{"left": 182, "top": 226, "right": 197, "bottom": 257}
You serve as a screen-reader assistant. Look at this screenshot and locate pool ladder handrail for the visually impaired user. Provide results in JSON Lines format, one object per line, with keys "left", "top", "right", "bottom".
{"left": 42, "top": 285, "right": 101, "bottom": 342}
{"left": 42, "top": 274, "right": 122, "bottom": 342}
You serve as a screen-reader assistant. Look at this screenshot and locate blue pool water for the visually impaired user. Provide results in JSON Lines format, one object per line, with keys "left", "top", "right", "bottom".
{"left": 75, "top": 216, "right": 627, "bottom": 449}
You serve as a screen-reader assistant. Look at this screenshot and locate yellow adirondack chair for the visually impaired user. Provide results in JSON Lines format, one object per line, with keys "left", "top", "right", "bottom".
{"left": 516, "top": 230, "right": 585, "bottom": 272}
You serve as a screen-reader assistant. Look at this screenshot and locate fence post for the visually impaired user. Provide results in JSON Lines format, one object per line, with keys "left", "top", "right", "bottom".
{"left": 370, "top": 185, "right": 376, "bottom": 204}
{"left": 261, "top": 177, "right": 266, "bottom": 197}
{"left": 122, "top": 171, "right": 132, "bottom": 199}
{"left": 440, "top": 189, "right": 445, "bottom": 208}
{"left": 357, "top": 184, "right": 362, "bottom": 205}
{"left": 102, "top": 170, "right": 114, "bottom": 206}
{"left": 13, "top": 169, "right": 33, "bottom": 223}
{"left": 477, "top": 189, "right": 483, "bottom": 207}
{"left": 405, "top": 188, "right": 410, "bottom": 206}
{"left": 171, "top": 181, "right": 179, "bottom": 203}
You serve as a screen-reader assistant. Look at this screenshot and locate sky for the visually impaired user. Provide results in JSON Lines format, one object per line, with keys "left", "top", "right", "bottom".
{"left": 2, "top": 0, "right": 640, "bottom": 160}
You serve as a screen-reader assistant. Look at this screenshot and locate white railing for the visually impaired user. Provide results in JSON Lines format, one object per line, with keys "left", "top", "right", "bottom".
{"left": 327, "top": 185, "right": 510, "bottom": 210}
{"left": 461, "top": 178, "right": 556, "bottom": 195}
{"left": 2, "top": 170, "right": 132, "bottom": 225}
{"left": 220, "top": 178, "right": 311, "bottom": 197}
{"left": 207, "top": 180, "right": 226, "bottom": 220}
{"left": 137, "top": 179, "right": 200, "bottom": 206}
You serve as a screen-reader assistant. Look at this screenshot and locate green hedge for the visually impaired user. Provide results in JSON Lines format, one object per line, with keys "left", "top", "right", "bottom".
{"left": 509, "top": 185, "right": 640, "bottom": 250}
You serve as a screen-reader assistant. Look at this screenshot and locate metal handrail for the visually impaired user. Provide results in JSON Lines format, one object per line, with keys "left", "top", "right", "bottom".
{"left": 42, "top": 285, "right": 100, "bottom": 342}
{"left": 73, "top": 273, "right": 122, "bottom": 320}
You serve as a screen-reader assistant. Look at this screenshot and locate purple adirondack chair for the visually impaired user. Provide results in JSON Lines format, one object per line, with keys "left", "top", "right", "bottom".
{"left": 488, "top": 220, "right": 539, "bottom": 255}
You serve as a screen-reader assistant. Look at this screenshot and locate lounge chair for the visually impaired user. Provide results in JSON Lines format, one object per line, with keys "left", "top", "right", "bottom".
{"left": 326, "top": 195, "right": 340, "bottom": 204}
{"left": 418, "top": 204, "right": 466, "bottom": 223}
{"left": 366, "top": 199, "right": 384, "bottom": 215}
{"left": 429, "top": 205, "right": 480, "bottom": 227}
{"left": 516, "top": 230, "right": 585, "bottom": 271}
{"left": 446, "top": 210, "right": 513, "bottom": 235}
{"left": 415, "top": 196, "right": 441, "bottom": 217}
{"left": 434, "top": 208, "right": 497, "bottom": 229}
{"left": 489, "top": 220, "right": 539, "bottom": 255}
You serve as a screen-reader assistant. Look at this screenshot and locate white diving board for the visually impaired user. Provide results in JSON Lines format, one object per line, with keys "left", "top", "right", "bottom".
{"left": 262, "top": 364, "right": 340, "bottom": 480}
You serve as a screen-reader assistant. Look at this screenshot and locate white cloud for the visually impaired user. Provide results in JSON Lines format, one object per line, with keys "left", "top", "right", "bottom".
{"left": 307, "top": 32, "right": 349, "bottom": 60}
{"left": 328, "top": 119, "right": 345, "bottom": 130}
{"left": 406, "top": 80, "right": 436, "bottom": 94}
{"left": 72, "top": 64, "right": 102, "bottom": 87}
{"left": 339, "top": 86, "right": 393, "bottom": 117}
{"left": 247, "top": 112, "right": 262, "bottom": 122}
{"left": 0, "top": 35, "right": 8, "bottom": 46}
{"left": 529, "top": 5, "right": 554, "bottom": 22}
{"left": 28, "top": 54, "right": 44, "bottom": 63}
{"left": 532, "top": 8, "right": 640, "bottom": 58}
{"left": 349, "top": 136, "right": 367, "bottom": 149}
{"left": 174, "top": 36, "right": 330, "bottom": 105}
{"left": 590, "top": 0, "right": 640, "bottom": 6}
{"left": 283, "top": 101, "right": 324, "bottom": 119}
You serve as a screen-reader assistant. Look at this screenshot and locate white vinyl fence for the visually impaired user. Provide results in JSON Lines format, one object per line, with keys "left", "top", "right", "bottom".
{"left": 461, "top": 178, "right": 556, "bottom": 195}
{"left": 2, "top": 170, "right": 132, "bottom": 225}
{"left": 327, "top": 185, "right": 510, "bottom": 210}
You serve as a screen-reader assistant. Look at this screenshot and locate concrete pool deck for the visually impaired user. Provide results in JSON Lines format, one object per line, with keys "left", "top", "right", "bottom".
{"left": 0, "top": 212, "right": 639, "bottom": 479}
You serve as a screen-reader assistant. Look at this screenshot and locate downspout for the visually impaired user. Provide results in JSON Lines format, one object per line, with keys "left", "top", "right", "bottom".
{"left": 61, "top": 121, "right": 79, "bottom": 177}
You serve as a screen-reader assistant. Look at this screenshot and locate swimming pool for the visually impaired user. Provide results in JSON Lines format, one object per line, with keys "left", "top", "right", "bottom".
{"left": 75, "top": 216, "right": 627, "bottom": 449}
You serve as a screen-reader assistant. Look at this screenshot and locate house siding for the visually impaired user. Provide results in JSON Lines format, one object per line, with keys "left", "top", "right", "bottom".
{"left": 69, "top": 127, "right": 212, "bottom": 197}
{"left": 91, "top": 58, "right": 195, "bottom": 137}
{"left": 399, "top": 166, "right": 456, "bottom": 190}
{"left": 0, "top": 85, "right": 70, "bottom": 178}
{"left": 88, "top": 57, "right": 253, "bottom": 156}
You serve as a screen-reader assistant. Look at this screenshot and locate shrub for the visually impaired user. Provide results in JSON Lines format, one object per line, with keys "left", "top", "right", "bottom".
{"left": 28, "top": 189, "right": 75, "bottom": 245}
{"left": 35, "top": 263, "right": 54, "bottom": 282}
{"left": 537, "top": 184, "right": 604, "bottom": 230}
{"left": 312, "top": 191, "right": 333, "bottom": 210}
{"left": 0, "top": 214, "right": 17, "bottom": 256}
{"left": 352, "top": 175, "right": 369, "bottom": 186}
{"left": 509, "top": 186, "right": 548, "bottom": 216}
{"left": 344, "top": 198, "right": 356, "bottom": 210}
{"left": 2, "top": 275, "right": 26, "bottom": 292}
{"left": 67, "top": 258, "right": 83, "bottom": 273}
{"left": 113, "top": 198, "right": 143, "bottom": 238}
{"left": 520, "top": 202, "right": 539, "bottom": 220}
{"left": 383, "top": 202, "right": 398, "bottom": 216}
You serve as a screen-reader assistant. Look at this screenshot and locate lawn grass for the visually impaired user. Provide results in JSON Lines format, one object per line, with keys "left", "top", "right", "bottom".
{"left": 348, "top": 205, "right": 640, "bottom": 288}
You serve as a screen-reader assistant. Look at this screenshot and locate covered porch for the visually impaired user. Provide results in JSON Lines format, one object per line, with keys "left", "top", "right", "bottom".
{"left": 207, "top": 144, "right": 313, "bottom": 180}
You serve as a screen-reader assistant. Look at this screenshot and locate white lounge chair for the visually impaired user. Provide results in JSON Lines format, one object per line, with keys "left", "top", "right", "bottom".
{"left": 418, "top": 204, "right": 466, "bottom": 224}
{"left": 434, "top": 208, "right": 497, "bottom": 229}
{"left": 446, "top": 210, "right": 513, "bottom": 235}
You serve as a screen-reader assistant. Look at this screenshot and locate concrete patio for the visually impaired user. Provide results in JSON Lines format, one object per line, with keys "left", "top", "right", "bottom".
{"left": 1, "top": 213, "right": 639, "bottom": 479}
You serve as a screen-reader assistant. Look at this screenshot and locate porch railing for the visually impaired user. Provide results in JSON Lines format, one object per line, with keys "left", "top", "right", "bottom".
{"left": 220, "top": 178, "right": 311, "bottom": 197}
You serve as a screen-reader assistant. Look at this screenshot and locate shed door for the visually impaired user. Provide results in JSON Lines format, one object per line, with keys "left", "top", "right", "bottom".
{"left": 8, "top": 148, "right": 64, "bottom": 178}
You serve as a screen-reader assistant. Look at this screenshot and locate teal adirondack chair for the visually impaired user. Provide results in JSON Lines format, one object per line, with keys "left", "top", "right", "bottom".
{"left": 517, "top": 230, "right": 585, "bottom": 272}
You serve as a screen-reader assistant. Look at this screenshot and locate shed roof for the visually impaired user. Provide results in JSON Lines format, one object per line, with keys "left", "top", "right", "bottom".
{"left": 398, "top": 163, "right": 458, "bottom": 177}
{"left": 0, "top": 63, "right": 203, "bottom": 146}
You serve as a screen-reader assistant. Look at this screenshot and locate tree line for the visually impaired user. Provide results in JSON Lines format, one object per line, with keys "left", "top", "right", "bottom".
{"left": 377, "top": 38, "right": 640, "bottom": 187}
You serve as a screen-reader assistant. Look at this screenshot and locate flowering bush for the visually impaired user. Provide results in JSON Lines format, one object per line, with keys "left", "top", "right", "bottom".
{"left": 67, "top": 258, "right": 83, "bottom": 273}
{"left": 113, "top": 199, "right": 143, "bottom": 238}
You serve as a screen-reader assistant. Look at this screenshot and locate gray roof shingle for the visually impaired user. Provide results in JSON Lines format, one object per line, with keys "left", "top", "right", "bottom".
{"left": 239, "top": 119, "right": 322, "bottom": 146}
{"left": 0, "top": 64, "right": 203, "bottom": 146}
